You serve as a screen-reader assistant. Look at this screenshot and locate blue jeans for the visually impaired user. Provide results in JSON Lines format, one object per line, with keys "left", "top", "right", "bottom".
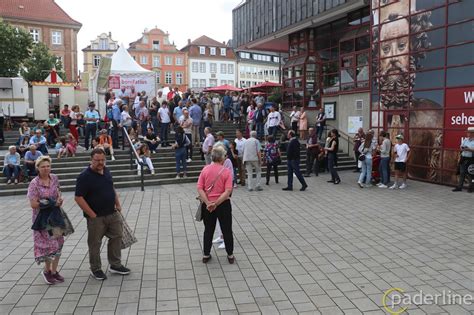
{"left": 268, "top": 126, "right": 278, "bottom": 139}
{"left": 359, "top": 157, "right": 372, "bottom": 185}
{"left": 85, "top": 123, "right": 97, "bottom": 150}
{"left": 160, "top": 122, "right": 169, "bottom": 146}
{"left": 316, "top": 126, "right": 324, "bottom": 140}
{"left": 287, "top": 159, "right": 307, "bottom": 189}
{"left": 379, "top": 157, "right": 390, "bottom": 185}
{"left": 3, "top": 165, "right": 20, "bottom": 180}
{"left": 175, "top": 147, "right": 187, "bottom": 174}
{"left": 256, "top": 122, "right": 264, "bottom": 139}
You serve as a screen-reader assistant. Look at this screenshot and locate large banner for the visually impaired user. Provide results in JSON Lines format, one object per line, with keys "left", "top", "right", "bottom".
{"left": 96, "top": 57, "right": 112, "bottom": 92}
{"left": 108, "top": 74, "right": 156, "bottom": 100}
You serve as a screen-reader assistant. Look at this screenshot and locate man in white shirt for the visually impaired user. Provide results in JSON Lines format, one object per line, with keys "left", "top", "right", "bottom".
{"left": 158, "top": 102, "right": 171, "bottom": 147}
{"left": 390, "top": 134, "right": 410, "bottom": 189}
{"left": 156, "top": 90, "right": 167, "bottom": 106}
{"left": 202, "top": 127, "right": 215, "bottom": 165}
{"left": 242, "top": 131, "right": 262, "bottom": 191}
{"left": 234, "top": 129, "right": 247, "bottom": 186}
{"left": 266, "top": 106, "right": 281, "bottom": 139}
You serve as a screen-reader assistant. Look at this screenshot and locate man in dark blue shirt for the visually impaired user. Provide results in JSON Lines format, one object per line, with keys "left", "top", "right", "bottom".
{"left": 283, "top": 130, "right": 308, "bottom": 191}
{"left": 75, "top": 148, "right": 130, "bottom": 280}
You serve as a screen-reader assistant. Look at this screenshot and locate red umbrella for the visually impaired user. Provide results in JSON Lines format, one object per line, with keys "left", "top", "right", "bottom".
{"left": 249, "top": 81, "right": 282, "bottom": 91}
{"left": 203, "top": 84, "right": 243, "bottom": 93}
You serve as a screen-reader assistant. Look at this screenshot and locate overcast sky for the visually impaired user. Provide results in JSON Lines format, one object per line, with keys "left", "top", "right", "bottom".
{"left": 56, "top": 0, "right": 242, "bottom": 72}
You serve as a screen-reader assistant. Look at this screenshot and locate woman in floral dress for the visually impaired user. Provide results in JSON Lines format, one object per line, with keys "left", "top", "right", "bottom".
{"left": 27, "top": 156, "right": 65, "bottom": 285}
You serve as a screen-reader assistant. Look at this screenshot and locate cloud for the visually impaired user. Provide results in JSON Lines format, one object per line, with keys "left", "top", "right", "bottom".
{"left": 56, "top": 0, "right": 240, "bottom": 72}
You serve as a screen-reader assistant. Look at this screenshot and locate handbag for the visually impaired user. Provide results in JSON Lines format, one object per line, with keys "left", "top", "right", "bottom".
{"left": 195, "top": 166, "right": 226, "bottom": 221}
{"left": 119, "top": 211, "right": 137, "bottom": 249}
{"left": 358, "top": 154, "right": 366, "bottom": 161}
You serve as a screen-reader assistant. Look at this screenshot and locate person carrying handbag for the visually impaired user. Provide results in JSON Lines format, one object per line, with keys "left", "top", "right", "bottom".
{"left": 196, "top": 145, "right": 235, "bottom": 264}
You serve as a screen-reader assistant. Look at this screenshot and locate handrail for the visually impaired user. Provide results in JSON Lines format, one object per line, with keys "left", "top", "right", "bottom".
{"left": 326, "top": 124, "right": 355, "bottom": 157}
{"left": 122, "top": 127, "right": 145, "bottom": 191}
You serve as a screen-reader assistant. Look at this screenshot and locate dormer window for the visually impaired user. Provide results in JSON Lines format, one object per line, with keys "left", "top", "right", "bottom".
{"left": 210, "top": 47, "right": 216, "bottom": 55}
{"left": 199, "top": 46, "right": 206, "bottom": 55}
{"left": 220, "top": 48, "right": 226, "bottom": 56}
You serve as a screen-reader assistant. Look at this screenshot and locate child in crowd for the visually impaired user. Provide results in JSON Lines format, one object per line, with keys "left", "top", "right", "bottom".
{"left": 56, "top": 137, "right": 67, "bottom": 158}
{"left": 390, "top": 134, "right": 410, "bottom": 189}
{"left": 66, "top": 133, "right": 77, "bottom": 157}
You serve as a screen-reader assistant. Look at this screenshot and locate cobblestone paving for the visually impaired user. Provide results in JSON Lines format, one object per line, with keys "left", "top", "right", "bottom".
{"left": 0, "top": 171, "right": 472, "bottom": 314}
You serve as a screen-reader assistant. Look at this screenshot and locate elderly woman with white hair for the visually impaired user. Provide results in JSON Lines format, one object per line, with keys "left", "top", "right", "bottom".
{"left": 3, "top": 145, "right": 21, "bottom": 184}
{"left": 197, "top": 145, "right": 235, "bottom": 264}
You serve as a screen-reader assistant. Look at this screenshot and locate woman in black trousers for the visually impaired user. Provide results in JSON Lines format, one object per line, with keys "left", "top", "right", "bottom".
{"left": 325, "top": 129, "right": 341, "bottom": 184}
{"left": 197, "top": 145, "right": 235, "bottom": 264}
{"left": 264, "top": 135, "right": 280, "bottom": 185}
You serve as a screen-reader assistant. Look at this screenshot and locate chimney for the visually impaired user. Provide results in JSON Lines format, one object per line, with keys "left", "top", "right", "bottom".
{"left": 223, "top": 41, "right": 225, "bottom": 45}
{"left": 187, "top": 39, "right": 191, "bottom": 45}
{"left": 109, "top": 32, "right": 112, "bottom": 38}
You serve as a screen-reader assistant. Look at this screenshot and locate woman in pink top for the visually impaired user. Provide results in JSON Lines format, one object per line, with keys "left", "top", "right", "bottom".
{"left": 197, "top": 145, "right": 234, "bottom": 264}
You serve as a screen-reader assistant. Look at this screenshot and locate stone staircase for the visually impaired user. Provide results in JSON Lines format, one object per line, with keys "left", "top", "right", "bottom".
{"left": 0, "top": 122, "right": 355, "bottom": 196}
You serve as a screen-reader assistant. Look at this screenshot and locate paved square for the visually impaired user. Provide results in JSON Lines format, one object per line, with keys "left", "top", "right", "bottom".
{"left": 0, "top": 171, "right": 472, "bottom": 314}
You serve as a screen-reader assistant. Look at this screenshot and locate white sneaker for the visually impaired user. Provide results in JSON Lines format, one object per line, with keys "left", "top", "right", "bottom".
{"left": 389, "top": 184, "right": 398, "bottom": 189}
{"left": 137, "top": 171, "right": 141, "bottom": 176}
{"left": 111, "top": 155, "right": 116, "bottom": 161}
{"left": 378, "top": 184, "right": 388, "bottom": 188}
{"left": 186, "top": 158, "right": 192, "bottom": 163}
{"left": 151, "top": 170, "right": 155, "bottom": 175}
{"left": 376, "top": 183, "right": 383, "bottom": 187}
{"left": 399, "top": 183, "right": 407, "bottom": 189}
{"left": 175, "top": 175, "right": 180, "bottom": 179}
{"left": 212, "top": 237, "right": 223, "bottom": 244}
{"left": 357, "top": 182, "right": 364, "bottom": 188}
{"left": 218, "top": 243, "right": 226, "bottom": 249}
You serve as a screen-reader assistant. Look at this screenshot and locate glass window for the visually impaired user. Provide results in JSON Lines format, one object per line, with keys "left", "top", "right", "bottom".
{"left": 199, "top": 46, "right": 205, "bottom": 54}
{"left": 192, "top": 62, "right": 198, "bottom": 72}
{"left": 414, "top": 69, "right": 445, "bottom": 89}
{"left": 140, "top": 55, "right": 148, "bottom": 65}
{"left": 153, "top": 56, "right": 160, "bottom": 67}
{"left": 210, "top": 47, "right": 216, "bottom": 55}
{"left": 415, "top": 0, "right": 445, "bottom": 11}
{"left": 356, "top": 66, "right": 369, "bottom": 82}
{"left": 294, "top": 66, "right": 303, "bottom": 77}
{"left": 341, "top": 69, "right": 355, "bottom": 84}
{"left": 93, "top": 55, "right": 100, "bottom": 67}
{"left": 142, "top": 36, "right": 148, "bottom": 44}
{"left": 220, "top": 64, "right": 227, "bottom": 74}
{"left": 448, "top": 0, "right": 474, "bottom": 24}
{"left": 228, "top": 80, "right": 234, "bottom": 86}
{"left": 228, "top": 64, "right": 234, "bottom": 74}
{"left": 340, "top": 39, "right": 354, "bottom": 54}
{"left": 165, "top": 72, "right": 172, "bottom": 84}
{"left": 447, "top": 43, "right": 474, "bottom": 66}
{"left": 412, "top": 28, "right": 445, "bottom": 51}
{"left": 99, "top": 38, "right": 108, "bottom": 50}
{"left": 199, "top": 62, "right": 206, "bottom": 73}
{"left": 416, "top": 48, "right": 445, "bottom": 70}
{"left": 355, "top": 35, "right": 370, "bottom": 51}
{"left": 357, "top": 53, "right": 368, "bottom": 66}
{"left": 30, "top": 29, "right": 40, "bottom": 43}
{"left": 209, "top": 79, "right": 217, "bottom": 87}
{"left": 192, "top": 79, "right": 198, "bottom": 88}
{"left": 51, "top": 31, "right": 62, "bottom": 45}
{"left": 413, "top": 89, "right": 444, "bottom": 106}
{"left": 448, "top": 21, "right": 474, "bottom": 45}
{"left": 165, "top": 56, "right": 172, "bottom": 65}
{"left": 220, "top": 48, "right": 226, "bottom": 56}
{"left": 153, "top": 40, "right": 160, "bottom": 50}
{"left": 221, "top": 80, "right": 227, "bottom": 85}
{"left": 176, "top": 57, "right": 183, "bottom": 65}
{"left": 156, "top": 71, "right": 161, "bottom": 84}
{"left": 447, "top": 65, "right": 474, "bottom": 87}
{"left": 175, "top": 72, "right": 183, "bottom": 85}
{"left": 316, "top": 37, "right": 331, "bottom": 50}
{"left": 342, "top": 56, "right": 353, "bottom": 68}
{"left": 210, "top": 63, "right": 217, "bottom": 74}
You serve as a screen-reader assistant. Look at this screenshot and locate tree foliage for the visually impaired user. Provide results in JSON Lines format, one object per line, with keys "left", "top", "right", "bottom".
{"left": 0, "top": 22, "right": 33, "bottom": 77}
{"left": 21, "top": 42, "right": 66, "bottom": 82}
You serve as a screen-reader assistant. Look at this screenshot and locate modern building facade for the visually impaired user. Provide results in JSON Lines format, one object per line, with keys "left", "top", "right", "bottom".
{"left": 181, "top": 36, "right": 237, "bottom": 92}
{"left": 233, "top": 0, "right": 474, "bottom": 186}
{"left": 0, "top": 0, "right": 82, "bottom": 82}
{"left": 81, "top": 32, "right": 118, "bottom": 84}
{"left": 236, "top": 50, "right": 282, "bottom": 88}
{"left": 128, "top": 28, "right": 187, "bottom": 91}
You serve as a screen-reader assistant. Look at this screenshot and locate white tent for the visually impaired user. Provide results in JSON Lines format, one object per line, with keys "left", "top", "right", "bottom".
{"left": 89, "top": 45, "right": 156, "bottom": 115}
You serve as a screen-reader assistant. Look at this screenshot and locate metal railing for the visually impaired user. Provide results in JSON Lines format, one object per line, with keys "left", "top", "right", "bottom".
{"left": 326, "top": 124, "right": 355, "bottom": 158}
{"left": 122, "top": 127, "right": 145, "bottom": 191}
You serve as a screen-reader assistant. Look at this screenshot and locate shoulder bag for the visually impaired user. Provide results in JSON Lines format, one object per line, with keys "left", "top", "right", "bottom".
{"left": 195, "top": 166, "right": 226, "bottom": 221}
{"left": 119, "top": 211, "right": 137, "bottom": 249}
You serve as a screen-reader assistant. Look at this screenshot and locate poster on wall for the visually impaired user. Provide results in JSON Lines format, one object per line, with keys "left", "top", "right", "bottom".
{"left": 324, "top": 102, "right": 336, "bottom": 120}
{"left": 348, "top": 116, "right": 363, "bottom": 134}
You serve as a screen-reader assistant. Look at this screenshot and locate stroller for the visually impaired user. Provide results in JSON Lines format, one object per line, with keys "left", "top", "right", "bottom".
{"left": 371, "top": 152, "right": 381, "bottom": 184}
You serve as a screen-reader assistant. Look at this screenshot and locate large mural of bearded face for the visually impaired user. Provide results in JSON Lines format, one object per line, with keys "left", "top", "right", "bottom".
{"left": 372, "top": 0, "right": 444, "bottom": 183}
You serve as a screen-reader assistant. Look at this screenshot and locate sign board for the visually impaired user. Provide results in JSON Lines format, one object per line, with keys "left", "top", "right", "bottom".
{"left": 444, "top": 85, "right": 474, "bottom": 149}
{"left": 348, "top": 116, "right": 363, "bottom": 134}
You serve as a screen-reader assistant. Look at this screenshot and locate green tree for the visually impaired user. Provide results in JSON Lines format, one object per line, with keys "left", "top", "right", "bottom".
{"left": 0, "top": 22, "right": 33, "bottom": 77}
{"left": 21, "top": 42, "right": 66, "bottom": 82}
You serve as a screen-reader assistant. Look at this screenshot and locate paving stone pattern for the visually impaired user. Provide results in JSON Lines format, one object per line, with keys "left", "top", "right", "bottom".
{"left": 0, "top": 171, "right": 472, "bottom": 314}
